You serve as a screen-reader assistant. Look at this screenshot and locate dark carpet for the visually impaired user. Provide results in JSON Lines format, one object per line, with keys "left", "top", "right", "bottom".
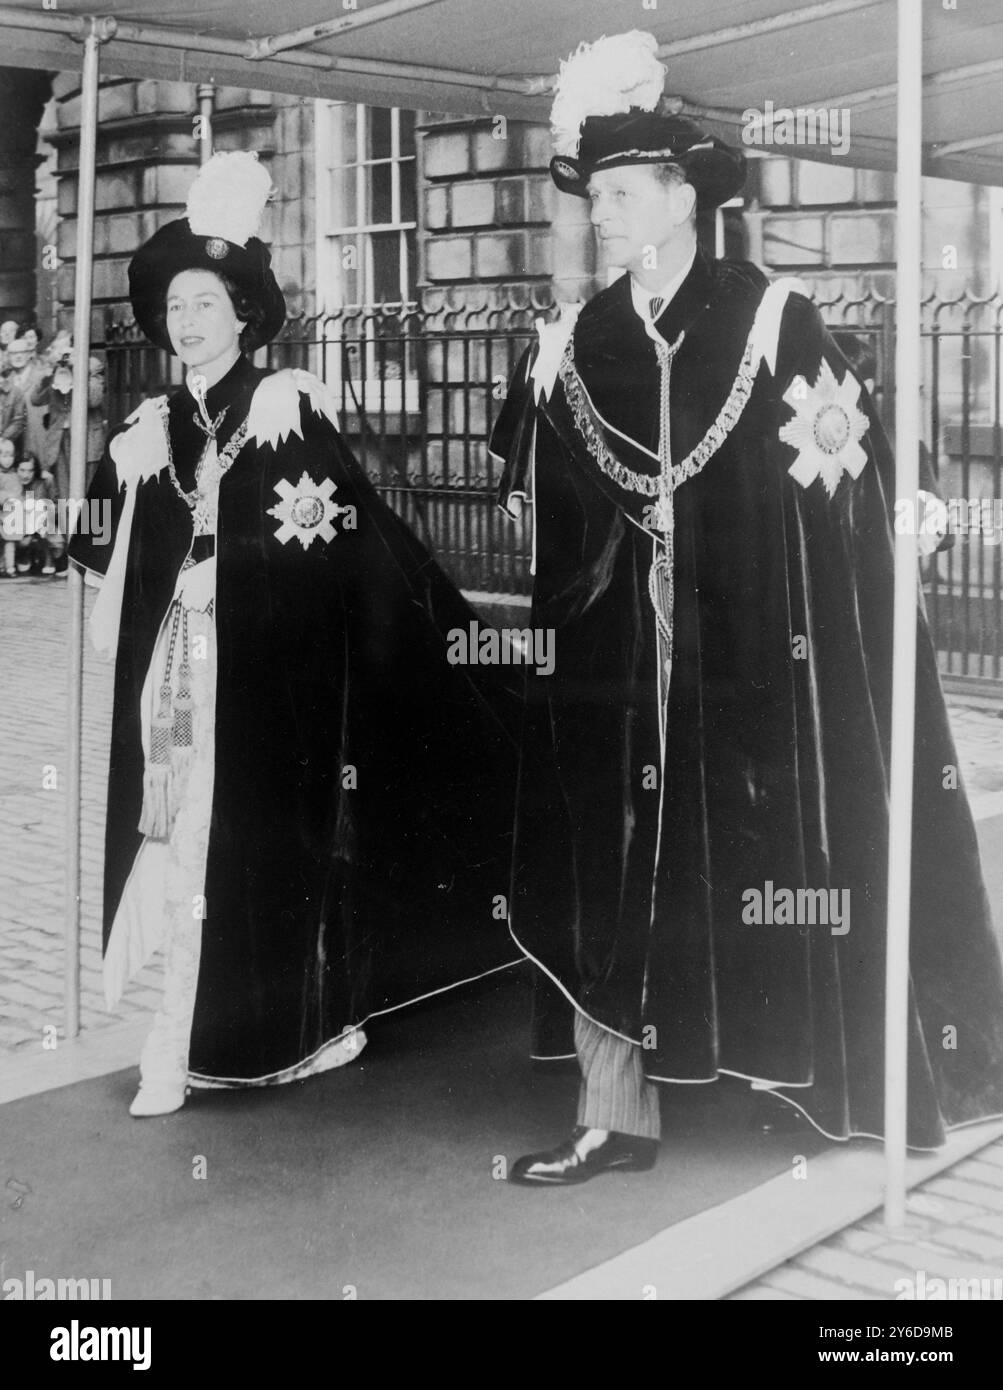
{"left": 0, "top": 966, "right": 828, "bottom": 1301}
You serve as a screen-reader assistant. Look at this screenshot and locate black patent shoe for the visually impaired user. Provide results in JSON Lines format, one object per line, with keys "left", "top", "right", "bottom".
{"left": 509, "top": 1126, "right": 658, "bottom": 1186}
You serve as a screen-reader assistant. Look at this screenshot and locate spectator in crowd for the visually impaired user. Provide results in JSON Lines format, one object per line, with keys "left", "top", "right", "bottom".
{"left": 30, "top": 335, "right": 107, "bottom": 495}
{"left": 5, "top": 450, "right": 64, "bottom": 577}
{"left": 0, "top": 320, "right": 18, "bottom": 368}
{"left": 0, "top": 352, "right": 26, "bottom": 450}
{"left": 0, "top": 436, "right": 19, "bottom": 576}
{"left": 11, "top": 326, "right": 51, "bottom": 461}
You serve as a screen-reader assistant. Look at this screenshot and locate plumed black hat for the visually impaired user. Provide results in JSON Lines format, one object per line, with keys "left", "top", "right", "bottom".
{"left": 550, "top": 111, "right": 746, "bottom": 207}
{"left": 548, "top": 30, "right": 745, "bottom": 208}
{"left": 128, "top": 151, "right": 286, "bottom": 353}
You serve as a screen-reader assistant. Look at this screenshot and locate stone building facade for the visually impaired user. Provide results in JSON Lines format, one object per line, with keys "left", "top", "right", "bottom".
{"left": 0, "top": 67, "right": 999, "bottom": 631}
{"left": 14, "top": 75, "right": 1001, "bottom": 365}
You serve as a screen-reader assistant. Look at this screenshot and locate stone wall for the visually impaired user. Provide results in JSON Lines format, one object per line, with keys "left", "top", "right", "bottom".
{"left": 48, "top": 76, "right": 313, "bottom": 340}
{"left": 0, "top": 68, "right": 53, "bottom": 328}
{"left": 418, "top": 114, "right": 599, "bottom": 310}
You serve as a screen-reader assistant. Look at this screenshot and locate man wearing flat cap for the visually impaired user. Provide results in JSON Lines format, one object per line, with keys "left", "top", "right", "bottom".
{"left": 491, "top": 30, "right": 1003, "bottom": 1184}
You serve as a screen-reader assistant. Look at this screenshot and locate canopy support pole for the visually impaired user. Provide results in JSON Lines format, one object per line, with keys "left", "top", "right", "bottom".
{"left": 0, "top": 7, "right": 537, "bottom": 96}
{"left": 64, "top": 15, "right": 112, "bottom": 1040}
{"left": 884, "top": 0, "right": 923, "bottom": 1229}
{"left": 197, "top": 83, "right": 215, "bottom": 163}
{"left": 248, "top": 0, "right": 446, "bottom": 59}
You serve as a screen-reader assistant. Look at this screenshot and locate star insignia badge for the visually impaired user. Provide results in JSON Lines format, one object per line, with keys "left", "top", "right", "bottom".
{"left": 779, "top": 358, "right": 869, "bottom": 498}
{"left": 267, "top": 472, "right": 347, "bottom": 548}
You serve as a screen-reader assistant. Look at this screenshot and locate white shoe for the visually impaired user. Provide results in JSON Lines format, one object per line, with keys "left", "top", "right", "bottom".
{"left": 129, "top": 1083, "right": 187, "bottom": 1117}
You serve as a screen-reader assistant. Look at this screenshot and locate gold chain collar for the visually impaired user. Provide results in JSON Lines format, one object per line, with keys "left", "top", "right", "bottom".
{"left": 557, "top": 331, "right": 759, "bottom": 498}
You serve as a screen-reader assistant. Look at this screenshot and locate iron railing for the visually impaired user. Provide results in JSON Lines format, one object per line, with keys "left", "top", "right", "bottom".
{"left": 102, "top": 280, "right": 1003, "bottom": 687}
{"left": 103, "top": 290, "right": 552, "bottom": 595}
{"left": 804, "top": 278, "right": 1003, "bottom": 686}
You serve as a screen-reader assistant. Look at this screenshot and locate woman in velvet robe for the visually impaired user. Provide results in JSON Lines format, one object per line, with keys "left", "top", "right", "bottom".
{"left": 71, "top": 152, "right": 518, "bottom": 1115}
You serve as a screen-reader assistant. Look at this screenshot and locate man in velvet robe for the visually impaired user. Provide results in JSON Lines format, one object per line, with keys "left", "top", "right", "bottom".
{"left": 491, "top": 45, "right": 1003, "bottom": 1185}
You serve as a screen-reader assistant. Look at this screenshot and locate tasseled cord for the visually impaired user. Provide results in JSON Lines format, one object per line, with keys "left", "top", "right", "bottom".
{"left": 138, "top": 602, "right": 194, "bottom": 840}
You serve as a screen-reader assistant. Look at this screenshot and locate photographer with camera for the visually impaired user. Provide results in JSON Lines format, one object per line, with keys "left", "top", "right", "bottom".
{"left": 30, "top": 332, "right": 107, "bottom": 498}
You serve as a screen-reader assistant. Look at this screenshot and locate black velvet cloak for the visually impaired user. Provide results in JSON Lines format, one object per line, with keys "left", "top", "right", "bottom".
{"left": 71, "top": 355, "right": 519, "bottom": 1084}
{"left": 490, "top": 249, "right": 1003, "bottom": 1148}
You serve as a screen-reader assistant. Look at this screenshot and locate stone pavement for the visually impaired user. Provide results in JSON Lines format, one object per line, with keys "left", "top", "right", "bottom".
{"left": 730, "top": 1140, "right": 1003, "bottom": 1299}
{"left": 0, "top": 577, "right": 162, "bottom": 1055}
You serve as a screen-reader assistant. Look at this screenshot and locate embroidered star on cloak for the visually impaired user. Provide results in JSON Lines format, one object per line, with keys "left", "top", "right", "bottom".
{"left": 268, "top": 472, "right": 344, "bottom": 548}
{"left": 780, "top": 358, "right": 869, "bottom": 498}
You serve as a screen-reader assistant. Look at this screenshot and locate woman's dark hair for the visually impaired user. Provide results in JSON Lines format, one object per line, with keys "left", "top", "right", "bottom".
{"left": 17, "top": 451, "right": 42, "bottom": 480}
{"left": 153, "top": 271, "right": 271, "bottom": 354}
{"left": 218, "top": 275, "right": 270, "bottom": 352}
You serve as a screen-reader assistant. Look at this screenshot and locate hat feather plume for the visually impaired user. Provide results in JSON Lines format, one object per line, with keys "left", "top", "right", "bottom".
{"left": 550, "top": 30, "right": 667, "bottom": 157}
{"left": 186, "top": 151, "right": 273, "bottom": 247}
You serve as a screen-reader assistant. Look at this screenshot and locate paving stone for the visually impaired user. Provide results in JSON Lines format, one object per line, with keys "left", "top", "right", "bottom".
{"left": 828, "top": 1228, "right": 886, "bottom": 1255}
{"left": 797, "top": 1245, "right": 910, "bottom": 1296}
{"left": 861, "top": 1213, "right": 937, "bottom": 1238}
{"left": 924, "top": 1225, "right": 1003, "bottom": 1261}
{"left": 952, "top": 1157, "right": 1003, "bottom": 1187}
{"left": 868, "top": 1241, "right": 1003, "bottom": 1284}
{"left": 925, "top": 1177, "right": 1003, "bottom": 1215}
{"left": 757, "top": 1263, "right": 885, "bottom": 1300}
{"left": 729, "top": 1284, "right": 804, "bottom": 1299}
{"left": 969, "top": 1214, "right": 1003, "bottom": 1239}
{"left": 1, "top": 981, "right": 60, "bottom": 1008}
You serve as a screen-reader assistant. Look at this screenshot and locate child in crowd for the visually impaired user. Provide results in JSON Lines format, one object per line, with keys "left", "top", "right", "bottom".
{"left": 5, "top": 452, "right": 64, "bottom": 577}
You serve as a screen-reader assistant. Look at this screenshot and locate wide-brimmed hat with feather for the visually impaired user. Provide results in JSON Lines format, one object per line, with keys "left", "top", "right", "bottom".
{"left": 128, "top": 151, "right": 286, "bottom": 352}
{"left": 549, "top": 30, "right": 745, "bottom": 208}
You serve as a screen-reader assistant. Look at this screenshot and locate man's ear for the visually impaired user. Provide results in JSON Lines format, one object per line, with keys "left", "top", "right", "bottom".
{"left": 673, "top": 180, "right": 697, "bottom": 226}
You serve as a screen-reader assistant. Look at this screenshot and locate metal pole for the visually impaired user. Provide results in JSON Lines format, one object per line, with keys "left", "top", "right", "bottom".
{"left": 64, "top": 16, "right": 112, "bottom": 1040}
{"left": 884, "top": 0, "right": 923, "bottom": 1228}
{"left": 248, "top": 0, "right": 446, "bottom": 59}
{"left": 0, "top": 8, "right": 538, "bottom": 95}
{"left": 197, "top": 83, "right": 215, "bottom": 164}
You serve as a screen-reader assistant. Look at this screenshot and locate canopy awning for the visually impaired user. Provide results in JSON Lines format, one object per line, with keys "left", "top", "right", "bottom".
{"left": 2, "top": 0, "right": 1003, "bottom": 188}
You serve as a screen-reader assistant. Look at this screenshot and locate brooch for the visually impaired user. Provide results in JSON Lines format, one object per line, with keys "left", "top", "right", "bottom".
{"left": 779, "top": 358, "right": 869, "bottom": 498}
{"left": 267, "top": 472, "right": 348, "bottom": 549}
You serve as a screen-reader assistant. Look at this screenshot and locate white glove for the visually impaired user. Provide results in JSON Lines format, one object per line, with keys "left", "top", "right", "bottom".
{"left": 917, "top": 490, "right": 948, "bottom": 557}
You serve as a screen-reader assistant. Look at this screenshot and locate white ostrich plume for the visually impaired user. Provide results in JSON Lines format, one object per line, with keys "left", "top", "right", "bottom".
{"left": 186, "top": 151, "right": 273, "bottom": 247}
{"left": 550, "top": 30, "right": 667, "bottom": 157}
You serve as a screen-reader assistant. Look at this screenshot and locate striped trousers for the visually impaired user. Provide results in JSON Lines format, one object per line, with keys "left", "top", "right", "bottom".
{"left": 575, "top": 1011, "right": 661, "bottom": 1140}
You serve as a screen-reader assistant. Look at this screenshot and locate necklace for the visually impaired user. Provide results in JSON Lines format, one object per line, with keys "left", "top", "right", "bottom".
{"left": 558, "top": 332, "right": 759, "bottom": 498}
{"left": 165, "top": 417, "right": 249, "bottom": 516}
